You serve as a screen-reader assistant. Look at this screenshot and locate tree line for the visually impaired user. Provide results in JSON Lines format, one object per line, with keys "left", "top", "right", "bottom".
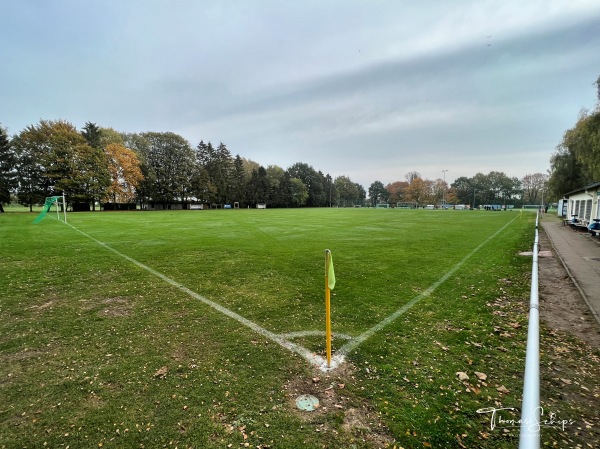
{"left": 0, "top": 120, "right": 367, "bottom": 211}
{"left": 547, "top": 75, "right": 600, "bottom": 200}
{"left": 365, "top": 170, "right": 547, "bottom": 209}
{"left": 3, "top": 76, "right": 599, "bottom": 212}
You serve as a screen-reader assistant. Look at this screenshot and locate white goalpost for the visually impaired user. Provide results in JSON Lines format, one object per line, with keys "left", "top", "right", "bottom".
{"left": 33, "top": 193, "right": 67, "bottom": 224}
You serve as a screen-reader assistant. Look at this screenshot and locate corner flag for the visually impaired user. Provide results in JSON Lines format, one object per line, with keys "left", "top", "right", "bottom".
{"left": 324, "top": 249, "right": 336, "bottom": 368}
{"left": 327, "top": 252, "right": 335, "bottom": 290}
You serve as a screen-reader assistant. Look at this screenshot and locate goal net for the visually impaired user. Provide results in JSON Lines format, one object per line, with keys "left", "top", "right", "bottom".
{"left": 33, "top": 195, "right": 67, "bottom": 224}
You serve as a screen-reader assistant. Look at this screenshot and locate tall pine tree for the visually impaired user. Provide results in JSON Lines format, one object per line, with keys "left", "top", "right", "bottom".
{"left": 0, "top": 125, "right": 17, "bottom": 212}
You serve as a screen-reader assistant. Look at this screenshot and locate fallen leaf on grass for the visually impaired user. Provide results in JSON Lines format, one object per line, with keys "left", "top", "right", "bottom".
{"left": 434, "top": 341, "right": 449, "bottom": 351}
{"left": 468, "top": 385, "right": 481, "bottom": 394}
{"left": 560, "top": 378, "right": 572, "bottom": 385}
{"left": 456, "top": 372, "right": 469, "bottom": 381}
{"left": 496, "top": 385, "right": 510, "bottom": 394}
{"left": 474, "top": 372, "right": 487, "bottom": 381}
{"left": 154, "top": 366, "right": 168, "bottom": 379}
{"left": 455, "top": 434, "right": 467, "bottom": 448}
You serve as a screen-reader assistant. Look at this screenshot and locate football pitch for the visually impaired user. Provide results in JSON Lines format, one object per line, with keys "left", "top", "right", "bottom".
{"left": 1, "top": 208, "right": 539, "bottom": 448}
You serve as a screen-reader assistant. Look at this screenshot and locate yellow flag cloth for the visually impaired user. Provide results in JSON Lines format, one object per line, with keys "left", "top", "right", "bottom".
{"left": 327, "top": 252, "right": 336, "bottom": 290}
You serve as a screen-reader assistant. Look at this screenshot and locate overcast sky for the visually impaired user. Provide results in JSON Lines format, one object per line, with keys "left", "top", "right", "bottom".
{"left": 1, "top": 1, "right": 599, "bottom": 188}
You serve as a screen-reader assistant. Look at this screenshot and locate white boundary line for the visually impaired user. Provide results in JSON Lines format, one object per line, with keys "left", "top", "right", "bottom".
{"left": 66, "top": 223, "right": 327, "bottom": 368}
{"left": 334, "top": 214, "right": 519, "bottom": 364}
{"left": 65, "top": 215, "right": 517, "bottom": 371}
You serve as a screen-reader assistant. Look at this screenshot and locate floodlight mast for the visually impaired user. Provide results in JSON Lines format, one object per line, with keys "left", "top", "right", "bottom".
{"left": 442, "top": 169, "right": 448, "bottom": 205}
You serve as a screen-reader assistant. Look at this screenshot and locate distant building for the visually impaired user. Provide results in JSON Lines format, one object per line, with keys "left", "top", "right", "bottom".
{"left": 563, "top": 181, "right": 600, "bottom": 224}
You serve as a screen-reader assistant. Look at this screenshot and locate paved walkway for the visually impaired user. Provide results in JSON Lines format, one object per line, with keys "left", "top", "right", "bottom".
{"left": 540, "top": 215, "right": 600, "bottom": 325}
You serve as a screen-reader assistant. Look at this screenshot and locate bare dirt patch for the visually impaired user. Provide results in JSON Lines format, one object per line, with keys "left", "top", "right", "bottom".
{"left": 27, "top": 298, "right": 58, "bottom": 314}
{"left": 81, "top": 296, "right": 134, "bottom": 318}
{"left": 98, "top": 297, "right": 133, "bottom": 317}
{"left": 284, "top": 363, "right": 394, "bottom": 447}
{"left": 537, "top": 229, "right": 600, "bottom": 348}
{"left": 11, "top": 348, "right": 48, "bottom": 361}
{"left": 37, "top": 300, "right": 54, "bottom": 310}
{"left": 536, "top": 228, "right": 600, "bottom": 447}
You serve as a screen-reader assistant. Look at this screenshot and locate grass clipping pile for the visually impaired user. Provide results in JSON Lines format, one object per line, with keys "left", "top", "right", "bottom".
{"left": 537, "top": 228, "right": 600, "bottom": 448}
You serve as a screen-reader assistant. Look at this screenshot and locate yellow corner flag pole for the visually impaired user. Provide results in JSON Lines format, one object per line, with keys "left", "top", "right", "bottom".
{"left": 324, "top": 249, "right": 335, "bottom": 368}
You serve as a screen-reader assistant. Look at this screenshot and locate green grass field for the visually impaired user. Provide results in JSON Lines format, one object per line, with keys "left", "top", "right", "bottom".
{"left": 0, "top": 208, "right": 597, "bottom": 448}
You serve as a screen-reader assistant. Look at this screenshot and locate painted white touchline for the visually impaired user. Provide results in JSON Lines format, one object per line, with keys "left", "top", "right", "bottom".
{"left": 337, "top": 215, "right": 519, "bottom": 357}
{"left": 66, "top": 222, "right": 326, "bottom": 369}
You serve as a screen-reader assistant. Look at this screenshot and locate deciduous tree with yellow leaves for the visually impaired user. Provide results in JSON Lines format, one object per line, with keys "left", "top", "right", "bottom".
{"left": 103, "top": 143, "right": 144, "bottom": 203}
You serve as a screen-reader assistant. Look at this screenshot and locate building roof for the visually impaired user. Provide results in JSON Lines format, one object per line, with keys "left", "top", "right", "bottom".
{"left": 564, "top": 181, "right": 600, "bottom": 197}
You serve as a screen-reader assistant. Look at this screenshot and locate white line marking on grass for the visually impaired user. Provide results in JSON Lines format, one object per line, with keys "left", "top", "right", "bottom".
{"left": 336, "top": 215, "right": 519, "bottom": 358}
{"left": 64, "top": 215, "right": 516, "bottom": 373}
{"left": 278, "top": 331, "right": 355, "bottom": 340}
{"left": 65, "top": 223, "right": 327, "bottom": 369}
